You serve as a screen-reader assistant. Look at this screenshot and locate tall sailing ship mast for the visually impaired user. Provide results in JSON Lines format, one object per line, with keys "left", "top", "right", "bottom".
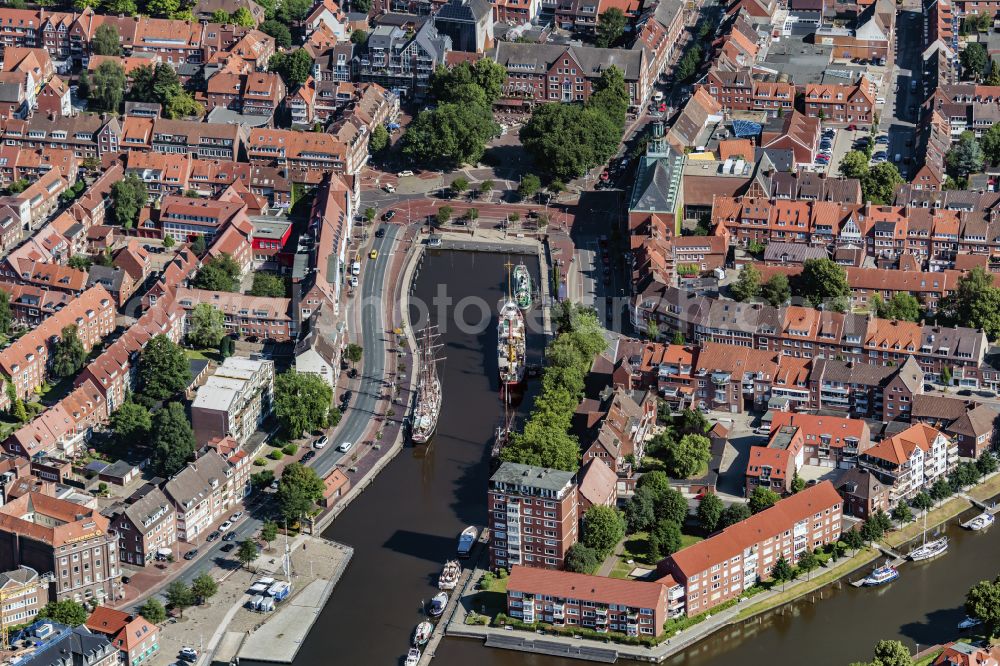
{"left": 411, "top": 326, "right": 444, "bottom": 444}
{"left": 497, "top": 261, "right": 527, "bottom": 398}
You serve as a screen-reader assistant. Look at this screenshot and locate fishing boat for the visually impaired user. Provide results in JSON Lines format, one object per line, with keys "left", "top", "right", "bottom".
{"left": 428, "top": 592, "right": 449, "bottom": 618}
{"left": 497, "top": 294, "right": 526, "bottom": 392}
{"left": 438, "top": 560, "right": 461, "bottom": 590}
{"left": 959, "top": 616, "right": 982, "bottom": 630}
{"left": 909, "top": 509, "right": 949, "bottom": 561}
{"left": 862, "top": 564, "right": 899, "bottom": 586}
{"left": 457, "top": 526, "right": 478, "bottom": 558}
{"left": 412, "top": 621, "right": 433, "bottom": 646}
{"left": 967, "top": 512, "right": 995, "bottom": 531}
{"left": 513, "top": 262, "right": 533, "bottom": 310}
{"left": 411, "top": 327, "right": 444, "bottom": 444}
{"left": 404, "top": 647, "right": 421, "bottom": 666}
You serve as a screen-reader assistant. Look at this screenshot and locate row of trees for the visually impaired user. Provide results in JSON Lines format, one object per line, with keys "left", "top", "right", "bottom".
{"left": 403, "top": 60, "right": 506, "bottom": 169}
{"left": 731, "top": 258, "right": 851, "bottom": 311}
{"left": 520, "top": 65, "right": 629, "bottom": 181}
{"left": 498, "top": 303, "right": 606, "bottom": 471}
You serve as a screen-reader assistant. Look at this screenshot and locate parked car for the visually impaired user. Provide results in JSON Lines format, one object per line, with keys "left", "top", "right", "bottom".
{"left": 220, "top": 543, "right": 236, "bottom": 553}
{"left": 382, "top": 210, "right": 395, "bottom": 221}
{"left": 219, "top": 520, "right": 233, "bottom": 532}
{"left": 184, "top": 549, "right": 199, "bottom": 561}
{"left": 302, "top": 451, "right": 316, "bottom": 463}
{"left": 222, "top": 532, "right": 237, "bottom": 542}
{"left": 398, "top": 170, "right": 414, "bottom": 177}
{"left": 231, "top": 511, "right": 243, "bottom": 521}
{"left": 315, "top": 435, "right": 329, "bottom": 449}
{"left": 180, "top": 648, "right": 198, "bottom": 661}
{"left": 338, "top": 441, "right": 355, "bottom": 453}
{"left": 206, "top": 531, "right": 221, "bottom": 542}
{"left": 375, "top": 228, "right": 386, "bottom": 238}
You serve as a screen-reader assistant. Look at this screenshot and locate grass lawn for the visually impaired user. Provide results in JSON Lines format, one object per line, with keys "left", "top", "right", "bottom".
{"left": 914, "top": 650, "right": 944, "bottom": 666}
{"left": 470, "top": 574, "right": 508, "bottom": 617}
{"left": 185, "top": 348, "right": 222, "bottom": 363}
{"left": 969, "top": 472, "right": 1000, "bottom": 502}
{"left": 884, "top": 497, "right": 971, "bottom": 548}
{"left": 680, "top": 533, "right": 704, "bottom": 549}
{"left": 609, "top": 559, "right": 635, "bottom": 579}
{"left": 620, "top": 531, "right": 703, "bottom": 568}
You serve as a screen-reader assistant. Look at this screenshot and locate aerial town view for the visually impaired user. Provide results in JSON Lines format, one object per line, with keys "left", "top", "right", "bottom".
{"left": 4, "top": 0, "right": 1000, "bottom": 664}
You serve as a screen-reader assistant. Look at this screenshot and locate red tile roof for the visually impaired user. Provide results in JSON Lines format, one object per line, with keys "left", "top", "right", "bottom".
{"left": 507, "top": 565, "right": 667, "bottom": 609}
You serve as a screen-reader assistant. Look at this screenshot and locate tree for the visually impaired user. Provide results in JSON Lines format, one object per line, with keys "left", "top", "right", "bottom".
{"left": 872, "top": 640, "right": 914, "bottom": 666}
{"left": 842, "top": 527, "right": 865, "bottom": 554}
{"left": 403, "top": 101, "right": 498, "bottom": 169}
{"left": 676, "top": 408, "right": 709, "bottom": 436}
{"left": 564, "top": 543, "right": 601, "bottom": 573}
{"left": 92, "top": 24, "right": 121, "bottom": 56}
{"left": 139, "top": 598, "right": 167, "bottom": 624}
{"left": 962, "top": 41, "right": 989, "bottom": 81}
{"left": 697, "top": 492, "right": 724, "bottom": 533}
{"left": 911, "top": 491, "right": 934, "bottom": 512}
{"left": 947, "top": 131, "right": 985, "bottom": 178}
{"left": 648, "top": 518, "right": 683, "bottom": 560}
{"left": 260, "top": 19, "right": 293, "bottom": 48}
{"left": 90, "top": 59, "right": 125, "bottom": 113}
{"left": 595, "top": 7, "right": 626, "bottom": 47}
{"left": 165, "top": 581, "right": 195, "bottom": 617}
{"left": 794, "top": 258, "right": 850, "bottom": 309}
{"left": 269, "top": 49, "right": 314, "bottom": 87}
{"left": 211, "top": 8, "right": 231, "bottom": 21}
{"left": 111, "top": 173, "right": 148, "bottom": 228}
{"left": 450, "top": 176, "right": 469, "bottom": 195}
{"left": 864, "top": 162, "right": 905, "bottom": 204}
{"left": 770, "top": 555, "right": 795, "bottom": 589}
{"left": 369, "top": 124, "right": 389, "bottom": 153}
{"left": 151, "top": 402, "right": 196, "bottom": 477}
{"left": 749, "top": 486, "right": 781, "bottom": 514}
{"left": 274, "top": 370, "right": 333, "bottom": 436}
{"left": 939, "top": 266, "right": 1000, "bottom": 339}
{"left": 277, "top": 462, "right": 325, "bottom": 522}
{"left": 231, "top": 6, "right": 255, "bottom": 25}
{"left": 761, "top": 273, "right": 791, "bottom": 307}
{"left": 978, "top": 451, "right": 999, "bottom": 476}
{"left": 110, "top": 399, "right": 152, "bottom": 442}
{"left": 104, "top": 0, "right": 138, "bottom": 14}
{"left": 720, "top": 502, "right": 751, "bottom": 528}
{"left": 791, "top": 472, "right": 806, "bottom": 494}
{"left": 435, "top": 206, "right": 453, "bottom": 226}
{"left": 52, "top": 325, "right": 87, "bottom": 378}
{"left": 797, "top": 549, "right": 820, "bottom": 580}
{"left": 191, "top": 235, "right": 206, "bottom": 255}
{"left": 192, "top": 254, "right": 240, "bottom": 291}
{"left": 874, "top": 292, "right": 922, "bottom": 322}
{"left": 191, "top": 572, "right": 218, "bottom": 603}
{"left": 277, "top": 0, "right": 312, "bottom": 22}
{"left": 860, "top": 515, "right": 884, "bottom": 543}
{"left": 518, "top": 174, "right": 541, "bottom": 201}
{"left": 186, "top": 303, "right": 226, "bottom": 348}
{"left": 0, "top": 289, "right": 10, "bottom": 338}
{"left": 930, "top": 477, "right": 954, "bottom": 502}
{"left": 68, "top": 255, "right": 92, "bottom": 270}
{"left": 344, "top": 343, "right": 363, "bottom": 369}
{"left": 249, "top": 272, "right": 287, "bottom": 298}
{"left": 139, "top": 334, "right": 191, "bottom": 399}
{"left": 37, "top": 600, "right": 87, "bottom": 626}
{"left": 351, "top": 28, "right": 368, "bottom": 44}
{"left": 581, "top": 505, "right": 625, "bottom": 556}
{"left": 479, "top": 179, "right": 494, "bottom": 198}
{"left": 624, "top": 487, "right": 657, "bottom": 532}
{"left": 663, "top": 433, "right": 711, "bottom": 478}
{"left": 429, "top": 59, "right": 507, "bottom": 105}
{"left": 520, "top": 103, "right": 620, "bottom": 181}
{"left": 261, "top": 520, "right": 278, "bottom": 551}
{"left": 839, "top": 150, "right": 870, "bottom": 179}
{"left": 891, "top": 500, "right": 913, "bottom": 526}
{"left": 235, "top": 539, "right": 259, "bottom": 571}
{"left": 163, "top": 89, "right": 203, "bottom": 120}
{"left": 731, "top": 264, "right": 762, "bottom": 302}
{"left": 967, "top": 576, "right": 1000, "bottom": 636}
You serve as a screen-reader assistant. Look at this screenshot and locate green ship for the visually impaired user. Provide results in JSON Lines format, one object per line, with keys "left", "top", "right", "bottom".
{"left": 513, "top": 262, "right": 532, "bottom": 311}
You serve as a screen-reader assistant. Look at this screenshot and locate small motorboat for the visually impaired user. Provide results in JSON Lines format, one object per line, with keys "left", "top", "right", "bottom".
{"left": 967, "top": 512, "right": 995, "bottom": 531}
{"left": 862, "top": 564, "right": 899, "bottom": 586}
{"left": 438, "top": 560, "right": 461, "bottom": 590}
{"left": 959, "top": 616, "right": 982, "bottom": 630}
{"left": 457, "top": 526, "right": 478, "bottom": 558}
{"left": 428, "top": 592, "right": 449, "bottom": 618}
{"left": 404, "top": 647, "right": 421, "bottom": 666}
{"left": 909, "top": 536, "right": 948, "bottom": 561}
{"left": 413, "top": 621, "right": 433, "bottom": 646}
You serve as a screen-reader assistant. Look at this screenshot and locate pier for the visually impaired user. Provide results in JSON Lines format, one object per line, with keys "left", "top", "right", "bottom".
{"left": 958, "top": 493, "right": 998, "bottom": 528}
{"left": 849, "top": 544, "right": 907, "bottom": 587}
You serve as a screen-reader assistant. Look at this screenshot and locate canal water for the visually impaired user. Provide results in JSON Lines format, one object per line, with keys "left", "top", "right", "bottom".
{"left": 291, "top": 249, "right": 1000, "bottom": 666}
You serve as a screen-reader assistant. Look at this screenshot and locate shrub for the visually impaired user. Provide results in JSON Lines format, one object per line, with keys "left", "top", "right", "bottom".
{"left": 253, "top": 458, "right": 267, "bottom": 466}
{"left": 282, "top": 444, "right": 298, "bottom": 456}
{"left": 268, "top": 450, "right": 284, "bottom": 461}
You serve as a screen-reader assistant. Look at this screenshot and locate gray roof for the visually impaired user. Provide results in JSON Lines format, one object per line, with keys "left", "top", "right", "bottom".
{"left": 19, "top": 626, "right": 115, "bottom": 666}
{"left": 0, "top": 82, "right": 23, "bottom": 104}
{"left": 87, "top": 265, "right": 126, "bottom": 293}
{"left": 100, "top": 459, "right": 138, "bottom": 479}
{"left": 629, "top": 144, "right": 685, "bottom": 213}
{"left": 489, "top": 462, "right": 575, "bottom": 493}
{"left": 491, "top": 42, "right": 644, "bottom": 81}
{"left": 0, "top": 565, "right": 38, "bottom": 589}
{"left": 164, "top": 451, "right": 231, "bottom": 509}
{"left": 122, "top": 487, "right": 172, "bottom": 528}
{"left": 809, "top": 358, "right": 897, "bottom": 387}
{"left": 763, "top": 241, "right": 827, "bottom": 264}
{"left": 436, "top": 0, "right": 491, "bottom": 23}
{"left": 205, "top": 107, "right": 272, "bottom": 128}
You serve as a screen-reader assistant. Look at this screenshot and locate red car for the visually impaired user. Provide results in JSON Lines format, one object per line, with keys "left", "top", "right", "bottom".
{"left": 846, "top": 124, "right": 857, "bottom": 131}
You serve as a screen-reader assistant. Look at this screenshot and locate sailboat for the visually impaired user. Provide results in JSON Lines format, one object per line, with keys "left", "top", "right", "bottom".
{"left": 411, "top": 327, "right": 444, "bottom": 444}
{"left": 497, "top": 263, "right": 526, "bottom": 393}
{"left": 513, "top": 261, "right": 533, "bottom": 310}
{"left": 909, "top": 509, "right": 949, "bottom": 561}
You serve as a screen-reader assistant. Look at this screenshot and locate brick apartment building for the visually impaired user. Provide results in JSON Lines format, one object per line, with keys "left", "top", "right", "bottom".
{"left": 506, "top": 566, "right": 669, "bottom": 636}
{"left": 0, "top": 493, "right": 120, "bottom": 603}
{"left": 489, "top": 462, "right": 579, "bottom": 571}
{"left": 0, "top": 565, "right": 46, "bottom": 626}
{"left": 191, "top": 357, "right": 274, "bottom": 446}
{"left": 175, "top": 287, "right": 294, "bottom": 342}
{"left": 657, "top": 482, "right": 843, "bottom": 617}
{"left": 110, "top": 487, "right": 175, "bottom": 567}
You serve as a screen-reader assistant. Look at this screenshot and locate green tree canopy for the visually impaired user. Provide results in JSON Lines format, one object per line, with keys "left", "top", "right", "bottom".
{"left": 249, "top": 272, "right": 287, "bottom": 298}
{"left": 138, "top": 598, "right": 167, "bottom": 624}
{"left": 260, "top": 19, "right": 293, "bottom": 48}
{"left": 166, "top": 581, "right": 194, "bottom": 617}
{"left": 873, "top": 292, "right": 922, "bottom": 322}
{"left": 730, "top": 264, "right": 762, "bottom": 302}
{"left": 983, "top": 123, "right": 1000, "bottom": 166}
{"left": 648, "top": 518, "right": 682, "bottom": 560}
{"left": 111, "top": 173, "right": 148, "bottom": 228}
{"left": 748, "top": 486, "right": 781, "bottom": 514}
{"left": 269, "top": 49, "right": 314, "bottom": 87}
{"left": 962, "top": 41, "right": 989, "bottom": 81}
{"left": 403, "top": 101, "right": 498, "bottom": 169}
{"left": 110, "top": 399, "right": 152, "bottom": 442}
{"left": 581, "top": 505, "right": 626, "bottom": 556}
{"left": 947, "top": 130, "right": 985, "bottom": 178}
{"left": 89, "top": 60, "right": 125, "bottom": 114}
{"left": 595, "top": 7, "right": 626, "bottom": 47}
{"left": 761, "top": 273, "right": 791, "bottom": 307}
{"left": 696, "top": 492, "right": 724, "bottom": 533}
{"left": 274, "top": 370, "right": 333, "bottom": 436}
{"left": 237, "top": 539, "right": 260, "bottom": 570}
{"left": 52, "top": 325, "right": 87, "bottom": 378}
{"left": 0, "top": 289, "right": 11, "bottom": 338}
{"left": 720, "top": 502, "right": 751, "bottom": 528}
{"left": 519, "top": 103, "right": 620, "bottom": 181}
{"left": 187, "top": 303, "right": 226, "bottom": 348}
{"left": 518, "top": 173, "right": 541, "bottom": 201}
{"left": 192, "top": 253, "right": 241, "bottom": 291}
{"left": 938, "top": 266, "right": 1000, "bottom": 339}
{"left": 588, "top": 65, "right": 629, "bottom": 129}
{"left": 564, "top": 543, "right": 600, "bottom": 573}
{"left": 231, "top": 6, "right": 255, "bottom": 25}
{"left": 663, "top": 433, "right": 711, "bottom": 478}
{"left": 261, "top": 520, "right": 278, "bottom": 549}
{"left": 770, "top": 555, "right": 795, "bottom": 587}
{"left": 797, "top": 549, "right": 820, "bottom": 579}
{"left": 151, "top": 402, "right": 196, "bottom": 477}
{"left": 92, "top": 23, "right": 122, "bottom": 55}
{"left": 37, "top": 600, "right": 87, "bottom": 626}
{"left": 793, "top": 258, "right": 850, "bottom": 310}
{"left": 191, "top": 572, "right": 219, "bottom": 602}
{"left": 864, "top": 162, "right": 904, "bottom": 204}
{"left": 967, "top": 576, "right": 1000, "bottom": 636}
{"left": 839, "top": 150, "right": 870, "bottom": 179}
{"left": 276, "top": 462, "right": 325, "bottom": 521}
{"left": 139, "top": 334, "right": 192, "bottom": 400}
{"left": 369, "top": 124, "right": 389, "bottom": 153}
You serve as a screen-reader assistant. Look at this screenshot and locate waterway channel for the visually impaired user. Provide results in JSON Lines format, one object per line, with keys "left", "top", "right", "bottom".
{"left": 290, "top": 249, "right": 1000, "bottom": 666}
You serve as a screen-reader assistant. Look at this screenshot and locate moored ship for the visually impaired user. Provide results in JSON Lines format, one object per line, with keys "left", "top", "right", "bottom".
{"left": 513, "top": 262, "right": 533, "bottom": 310}
{"left": 411, "top": 327, "right": 444, "bottom": 444}
{"left": 497, "top": 267, "right": 526, "bottom": 391}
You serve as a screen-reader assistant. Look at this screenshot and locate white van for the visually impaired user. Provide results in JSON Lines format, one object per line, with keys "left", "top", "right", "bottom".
{"left": 351, "top": 261, "right": 360, "bottom": 275}
{"left": 314, "top": 436, "right": 328, "bottom": 449}
{"left": 337, "top": 441, "right": 354, "bottom": 453}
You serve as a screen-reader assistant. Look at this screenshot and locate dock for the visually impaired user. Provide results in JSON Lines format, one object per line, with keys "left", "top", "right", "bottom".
{"left": 849, "top": 544, "right": 907, "bottom": 587}
{"left": 959, "top": 495, "right": 998, "bottom": 528}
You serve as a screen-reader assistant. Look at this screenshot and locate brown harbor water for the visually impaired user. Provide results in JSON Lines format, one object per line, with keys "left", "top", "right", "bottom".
{"left": 284, "top": 250, "right": 1000, "bottom": 666}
